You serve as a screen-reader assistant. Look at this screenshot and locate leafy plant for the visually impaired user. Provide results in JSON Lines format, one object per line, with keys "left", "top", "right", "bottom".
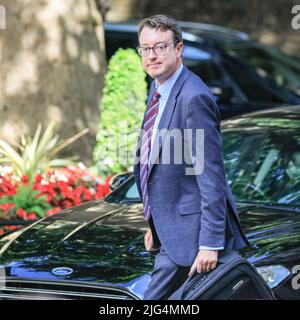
{"left": 0, "top": 122, "right": 89, "bottom": 182}
{"left": 93, "top": 48, "right": 147, "bottom": 176}
{"left": 0, "top": 165, "right": 111, "bottom": 222}
{"left": 0, "top": 184, "right": 51, "bottom": 219}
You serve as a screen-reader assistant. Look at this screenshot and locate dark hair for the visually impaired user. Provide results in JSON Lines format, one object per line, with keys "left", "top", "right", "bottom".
{"left": 138, "top": 15, "right": 183, "bottom": 44}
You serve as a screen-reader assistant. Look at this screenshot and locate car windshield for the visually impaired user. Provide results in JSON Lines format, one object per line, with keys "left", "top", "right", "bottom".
{"left": 106, "top": 117, "right": 300, "bottom": 208}
{"left": 224, "top": 44, "right": 300, "bottom": 97}
{"left": 223, "top": 117, "right": 300, "bottom": 208}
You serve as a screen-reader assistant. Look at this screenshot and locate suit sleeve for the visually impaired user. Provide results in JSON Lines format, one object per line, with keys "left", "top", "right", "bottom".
{"left": 186, "top": 92, "right": 228, "bottom": 248}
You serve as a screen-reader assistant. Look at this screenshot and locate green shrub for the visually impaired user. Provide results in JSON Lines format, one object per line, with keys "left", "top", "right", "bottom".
{"left": 93, "top": 48, "right": 147, "bottom": 176}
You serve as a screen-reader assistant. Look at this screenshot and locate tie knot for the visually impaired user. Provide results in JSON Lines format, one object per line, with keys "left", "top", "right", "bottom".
{"left": 153, "top": 90, "right": 160, "bottom": 101}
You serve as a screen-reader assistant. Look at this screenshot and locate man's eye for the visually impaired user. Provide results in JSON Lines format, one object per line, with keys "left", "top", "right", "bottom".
{"left": 155, "top": 45, "right": 166, "bottom": 51}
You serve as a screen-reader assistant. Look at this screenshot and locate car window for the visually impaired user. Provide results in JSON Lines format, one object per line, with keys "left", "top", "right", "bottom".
{"left": 225, "top": 45, "right": 300, "bottom": 97}
{"left": 222, "top": 58, "right": 286, "bottom": 104}
{"left": 186, "top": 58, "right": 224, "bottom": 85}
{"left": 223, "top": 118, "right": 300, "bottom": 207}
{"left": 125, "top": 182, "right": 139, "bottom": 199}
{"left": 105, "top": 177, "right": 140, "bottom": 203}
{"left": 105, "top": 32, "right": 138, "bottom": 60}
{"left": 183, "top": 46, "right": 225, "bottom": 84}
{"left": 182, "top": 45, "right": 236, "bottom": 104}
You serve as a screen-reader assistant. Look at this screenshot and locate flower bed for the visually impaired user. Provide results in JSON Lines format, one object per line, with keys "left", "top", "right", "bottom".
{"left": 0, "top": 164, "right": 111, "bottom": 235}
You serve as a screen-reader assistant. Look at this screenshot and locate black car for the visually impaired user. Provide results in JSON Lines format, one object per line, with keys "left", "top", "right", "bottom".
{"left": 0, "top": 105, "right": 300, "bottom": 300}
{"left": 104, "top": 21, "right": 300, "bottom": 119}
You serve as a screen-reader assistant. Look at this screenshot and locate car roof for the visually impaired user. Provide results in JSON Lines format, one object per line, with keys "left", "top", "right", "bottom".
{"left": 104, "top": 22, "right": 203, "bottom": 44}
{"left": 178, "top": 20, "right": 250, "bottom": 43}
{"left": 223, "top": 104, "right": 300, "bottom": 124}
{"left": 104, "top": 20, "right": 250, "bottom": 45}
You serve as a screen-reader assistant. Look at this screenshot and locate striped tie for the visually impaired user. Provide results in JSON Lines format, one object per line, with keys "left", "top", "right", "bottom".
{"left": 140, "top": 90, "right": 161, "bottom": 221}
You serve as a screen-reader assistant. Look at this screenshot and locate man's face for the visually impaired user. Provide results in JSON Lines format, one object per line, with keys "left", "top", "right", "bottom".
{"left": 138, "top": 27, "right": 183, "bottom": 85}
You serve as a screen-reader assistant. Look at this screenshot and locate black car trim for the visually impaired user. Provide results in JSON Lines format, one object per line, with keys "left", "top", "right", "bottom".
{"left": 0, "top": 277, "right": 139, "bottom": 300}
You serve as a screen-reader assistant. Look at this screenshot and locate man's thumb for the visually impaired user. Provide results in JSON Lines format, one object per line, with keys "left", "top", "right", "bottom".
{"left": 188, "top": 262, "right": 196, "bottom": 277}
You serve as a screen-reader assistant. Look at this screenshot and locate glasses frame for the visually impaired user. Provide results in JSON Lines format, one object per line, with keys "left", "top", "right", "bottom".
{"left": 136, "top": 40, "right": 179, "bottom": 57}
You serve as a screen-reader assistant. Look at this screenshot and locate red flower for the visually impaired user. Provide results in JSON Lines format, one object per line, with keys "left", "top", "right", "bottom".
{"left": 0, "top": 203, "right": 14, "bottom": 213}
{"left": 34, "top": 174, "right": 43, "bottom": 184}
{"left": 46, "top": 207, "right": 61, "bottom": 217}
{"left": 0, "top": 166, "right": 112, "bottom": 220}
{"left": 95, "top": 183, "right": 110, "bottom": 199}
{"left": 83, "top": 189, "right": 92, "bottom": 201}
{"left": 5, "top": 225, "right": 17, "bottom": 231}
{"left": 16, "top": 208, "right": 28, "bottom": 220}
{"left": 21, "top": 175, "right": 29, "bottom": 185}
{"left": 68, "top": 186, "right": 84, "bottom": 205}
{"left": 28, "top": 212, "right": 37, "bottom": 220}
{"left": 0, "top": 177, "right": 16, "bottom": 196}
{"left": 61, "top": 200, "right": 73, "bottom": 209}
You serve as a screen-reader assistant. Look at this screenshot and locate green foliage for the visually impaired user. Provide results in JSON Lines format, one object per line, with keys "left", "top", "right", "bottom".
{"left": 93, "top": 48, "right": 147, "bottom": 176}
{"left": 0, "top": 122, "right": 89, "bottom": 182}
{"left": 0, "top": 185, "right": 51, "bottom": 219}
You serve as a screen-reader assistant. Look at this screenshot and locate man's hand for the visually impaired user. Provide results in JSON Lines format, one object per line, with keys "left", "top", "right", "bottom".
{"left": 144, "top": 229, "right": 160, "bottom": 252}
{"left": 188, "top": 250, "right": 218, "bottom": 276}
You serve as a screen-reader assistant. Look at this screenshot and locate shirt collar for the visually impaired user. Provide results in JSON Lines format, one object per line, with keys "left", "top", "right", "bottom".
{"left": 155, "top": 63, "right": 184, "bottom": 98}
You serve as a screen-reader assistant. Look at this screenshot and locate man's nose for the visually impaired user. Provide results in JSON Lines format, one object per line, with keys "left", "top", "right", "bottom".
{"left": 148, "top": 48, "right": 157, "bottom": 59}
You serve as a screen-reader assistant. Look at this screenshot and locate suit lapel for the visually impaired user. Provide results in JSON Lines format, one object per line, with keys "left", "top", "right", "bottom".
{"left": 147, "top": 66, "right": 190, "bottom": 180}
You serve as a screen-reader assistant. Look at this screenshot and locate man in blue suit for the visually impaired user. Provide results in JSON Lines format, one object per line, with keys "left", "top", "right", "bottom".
{"left": 133, "top": 15, "right": 250, "bottom": 300}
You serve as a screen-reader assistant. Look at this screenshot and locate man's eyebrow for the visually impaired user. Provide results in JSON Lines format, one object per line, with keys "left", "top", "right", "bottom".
{"left": 139, "top": 41, "right": 167, "bottom": 47}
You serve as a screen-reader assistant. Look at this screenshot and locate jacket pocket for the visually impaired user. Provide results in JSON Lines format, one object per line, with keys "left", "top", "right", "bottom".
{"left": 176, "top": 202, "right": 202, "bottom": 215}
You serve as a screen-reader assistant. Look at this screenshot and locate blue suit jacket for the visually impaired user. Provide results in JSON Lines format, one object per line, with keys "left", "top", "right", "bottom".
{"left": 134, "top": 66, "right": 250, "bottom": 266}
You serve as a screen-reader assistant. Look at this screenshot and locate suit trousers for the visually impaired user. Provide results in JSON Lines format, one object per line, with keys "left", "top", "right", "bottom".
{"left": 143, "top": 247, "right": 191, "bottom": 300}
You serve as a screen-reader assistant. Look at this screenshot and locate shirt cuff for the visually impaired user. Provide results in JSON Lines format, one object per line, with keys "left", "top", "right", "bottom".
{"left": 199, "top": 246, "right": 224, "bottom": 251}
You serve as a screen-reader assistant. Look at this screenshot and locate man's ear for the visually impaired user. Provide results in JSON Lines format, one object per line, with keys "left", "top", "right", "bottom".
{"left": 176, "top": 42, "right": 184, "bottom": 57}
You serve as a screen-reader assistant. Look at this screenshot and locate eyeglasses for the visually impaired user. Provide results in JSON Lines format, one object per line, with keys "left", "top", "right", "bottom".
{"left": 136, "top": 40, "right": 179, "bottom": 57}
